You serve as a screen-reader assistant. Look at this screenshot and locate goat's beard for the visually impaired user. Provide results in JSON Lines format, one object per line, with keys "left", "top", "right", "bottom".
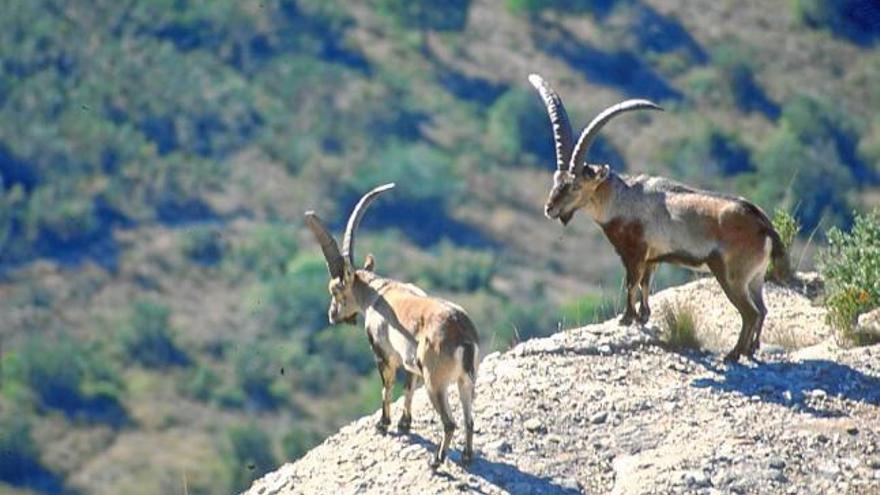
{"left": 559, "top": 211, "right": 574, "bottom": 225}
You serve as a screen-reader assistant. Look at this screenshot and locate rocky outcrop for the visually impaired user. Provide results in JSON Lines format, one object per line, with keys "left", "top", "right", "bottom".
{"left": 857, "top": 308, "right": 880, "bottom": 336}
{"left": 245, "top": 277, "right": 880, "bottom": 494}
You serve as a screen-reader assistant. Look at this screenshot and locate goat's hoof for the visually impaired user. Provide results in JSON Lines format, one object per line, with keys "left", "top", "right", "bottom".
{"left": 397, "top": 418, "right": 411, "bottom": 433}
{"left": 618, "top": 314, "right": 635, "bottom": 326}
{"left": 375, "top": 421, "right": 390, "bottom": 434}
{"left": 637, "top": 311, "right": 650, "bottom": 325}
{"left": 723, "top": 351, "right": 741, "bottom": 363}
{"left": 460, "top": 451, "right": 473, "bottom": 467}
{"left": 429, "top": 456, "right": 443, "bottom": 470}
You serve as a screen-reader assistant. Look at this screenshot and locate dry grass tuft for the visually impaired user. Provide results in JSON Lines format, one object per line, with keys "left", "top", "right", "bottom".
{"left": 659, "top": 301, "right": 702, "bottom": 351}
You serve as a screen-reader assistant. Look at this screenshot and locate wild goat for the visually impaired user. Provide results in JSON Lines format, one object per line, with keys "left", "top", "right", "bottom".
{"left": 528, "top": 74, "right": 791, "bottom": 362}
{"left": 304, "top": 183, "right": 480, "bottom": 467}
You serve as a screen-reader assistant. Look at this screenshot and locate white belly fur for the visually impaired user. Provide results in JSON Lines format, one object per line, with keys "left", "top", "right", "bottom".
{"left": 373, "top": 323, "right": 421, "bottom": 375}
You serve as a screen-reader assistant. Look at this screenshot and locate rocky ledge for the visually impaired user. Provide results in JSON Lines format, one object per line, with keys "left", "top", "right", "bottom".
{"left": 245, "top": 276, "right": 880, "bottom": 494}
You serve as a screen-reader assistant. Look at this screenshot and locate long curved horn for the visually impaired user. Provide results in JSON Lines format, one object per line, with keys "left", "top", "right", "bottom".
{"left": 342, "top": 183, "right": 395, "bottom": 267}
{"left": 569, "top": 99, "right": 663, "bottom": 177}
{"left": 305, "top": 211, "right": 345, "bottom": 279}
{"left": 528, "top": 74, "right": 574, "bottom": 171}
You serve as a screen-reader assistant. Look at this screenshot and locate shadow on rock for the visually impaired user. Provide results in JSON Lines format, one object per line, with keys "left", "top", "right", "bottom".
{"left": 397, "top": 432, "right": 580, "bottom": 494}
{"left": 691, "top": 358, "right": 880, "bottom": 417}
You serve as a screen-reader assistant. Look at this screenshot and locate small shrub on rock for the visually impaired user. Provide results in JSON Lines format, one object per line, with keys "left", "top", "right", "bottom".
{"left": 820, "top": 209, "right": 880, "bottom": 346}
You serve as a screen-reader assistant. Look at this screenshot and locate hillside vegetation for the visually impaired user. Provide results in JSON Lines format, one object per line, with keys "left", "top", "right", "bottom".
{"left": 1, "top": 1, "right": 878, "bottom": 494}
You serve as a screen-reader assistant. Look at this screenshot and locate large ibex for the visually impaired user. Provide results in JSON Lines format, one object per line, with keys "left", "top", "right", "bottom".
{"left": 528, "top": 74, "right": 791, "bottom": 362}
{"left": 304, "top": 184, "right": 480, "bottom": 467}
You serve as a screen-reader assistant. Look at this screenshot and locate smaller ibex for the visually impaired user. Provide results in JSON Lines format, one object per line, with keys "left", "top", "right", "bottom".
{"left": 529, "top": 74, "right": 791, "bottom": 362}
{"left": 305, "top": 184, "right": 480, "bottom": 467}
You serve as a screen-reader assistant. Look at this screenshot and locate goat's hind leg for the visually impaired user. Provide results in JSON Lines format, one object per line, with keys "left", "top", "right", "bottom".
{"left": 398, "top": 372, "right": 419, "bottom": 433}
{"left": 425, "top": 380, "right": 455, "bottom": 469}
{"left": 746, "top": 278, "right": 768, "bottom": 358}
{"left": 708, "top": 257, "right": 760, "bottom": 363}
{"left": 457, "top": 375, "right": 476, "bottom": 466}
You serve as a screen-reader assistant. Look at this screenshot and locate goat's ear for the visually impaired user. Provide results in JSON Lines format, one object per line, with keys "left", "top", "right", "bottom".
{"left": 595, "top": 164, "right": 610, "bottom": 181}
{"left": 363, "top": 253, "right": 375, "bottom": 271}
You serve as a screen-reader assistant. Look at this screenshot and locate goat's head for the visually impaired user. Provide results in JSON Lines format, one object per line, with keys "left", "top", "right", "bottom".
{"left": 528, "top": 74, "right": 662, "bottom": 225}
{"left": 304, "top": 183, "right": 395, "bottom": 325}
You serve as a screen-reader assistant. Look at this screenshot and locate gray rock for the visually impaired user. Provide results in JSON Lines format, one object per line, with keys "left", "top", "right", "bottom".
{"left": 487, "top": 439, "right": 512, "bottom": 454}
{"left": 809, "top": 389, "right": 827, "bottom": 400}
{"left": 857, "top": 308, "right": 880, "bottom": 334}
{"left": 818, "top": 462, "right": 841, "bottom": 480}
{"left": 524, "top": 417, "right": 544, "bottom": 433}
{"left": 768, "top": 456, "right": 786, "bottom": 470}
{"left": 771, "top": 470, "right": 788, "bottom": 483}
{"left": 683, "top": 470, "right": 711, "bottom": 488}
{"left": 590, "top": 411, "right": 608, "bottom": 424}
{"left": 556, "top": 477, "right": 580, "bottom": 491}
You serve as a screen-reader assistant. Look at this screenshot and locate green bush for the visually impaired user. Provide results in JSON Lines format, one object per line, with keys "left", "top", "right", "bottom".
{"left": 230, "top": 225, "right": 299, "bottom": 278}
{"left": 493, "top": 296, "right": 559, "bottom": 349}
{"left": 346, "top": 141, "right": 463, "bottom": 205}
{"left": 119, "top": 300, "right": 189, "bottom": 368}
{"left": 257, "top": 253, "right": 329, "bottom": 335}
{"left": 791, "top": 0, "right": 880, "bottom": 42}
{"left": 710, "top": 41, "right": 757, "bottom": 110}
{"left": 281, "top": 426, "right": 323, "bottom": 461}
{"left": 820, "top": 209, "right": 880, "bottom": 346}
{"left": 225, "top": 424, "right": 277, "bottom": 493}
{"left": 181, "top": 365, "right": 221, "bottom": 402}
{"left": 375, "top": 0, "right": 471, "bottom": 32}
{"left": 311, "top": 327, "right": 375, "bottom": 376}
{"left": 504, "top": 0, "right": 544, "bottom": 15}
{"left": 858, "top": 117, "right": 880, "bottom": 177}
{"left": 296, "top": 357, "right": 337, "bottom": 395}
{"left": 658, "top": 123, "right": 752, "bottom": 184}
{"left": 768, "top": 208, "right": 800, "bottom": 279}
{"left": 181, "top": 227, "right": 226, "bottom": 266}
{"left": 486, "top": 88, "right": 553, "bottom": 164}
{"left": 505, "top": 0, "right": 622, "bottom": 16}
{"left": 0, "top": 416, "right": 54, "bottom": 486}
{"left": 559, "top": 293, "right": 615, "bottom": 327}
{"left": 751, "top": 124, "right": 854, "bottom": 230}
{"left": 417, "top": 241, "right": 495, "bottom": 292}
{"left": 7, "top": 336, "right": 125, "bottom": 424}
{"left": 233, "top": 344, "right": 286, "bottom": 409}
{"left": 772, "top": 208, "right": 800, "bottom": 253}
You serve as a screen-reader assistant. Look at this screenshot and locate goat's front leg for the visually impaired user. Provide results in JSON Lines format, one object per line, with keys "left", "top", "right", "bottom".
{"left": 619, "top": 262, "right": 645, "bottom": 326}
{"left": 638, "top": 263, "right": 657, "bottom": 324}
{"left": 375, "top": 359, "right": 396, "bottom": 433}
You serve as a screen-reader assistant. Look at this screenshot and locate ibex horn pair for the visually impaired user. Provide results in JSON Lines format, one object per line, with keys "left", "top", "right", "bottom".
{"left": 527, "top": 73, "right": 662, "bottom": 178}
{"left": 304, "top": 183, "right": 395, "bottom": 279}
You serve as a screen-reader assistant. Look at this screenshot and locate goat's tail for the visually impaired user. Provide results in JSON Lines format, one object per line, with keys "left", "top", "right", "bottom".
{"left": 741, "top": 200, "right": 794, "bottom": 284}
{"left": 461, "top": 342, "right": 478, "bottom": 382}
{"left": 766, "top": 227, "right": 793, "bottom": 284}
